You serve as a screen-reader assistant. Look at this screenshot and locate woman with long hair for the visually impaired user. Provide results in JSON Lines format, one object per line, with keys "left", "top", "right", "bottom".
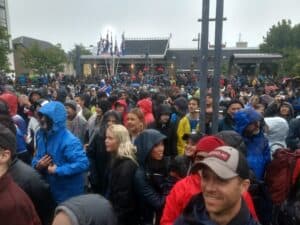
{"left": 86, "top": 110, "right": 122, "bottom": 194}
{"left": 105, "top": 124, "right": 139, "bottom": 225}
{"left": 126, "top": 108, "right": 145, "bottom": 142}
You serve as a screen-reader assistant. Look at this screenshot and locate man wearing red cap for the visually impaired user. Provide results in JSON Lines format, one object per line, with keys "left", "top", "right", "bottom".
{"left": 161, "top": 136, "right": 257, "bottom": 225}
{"left": 174, "top": 146, "right": 259, "bottom": 225}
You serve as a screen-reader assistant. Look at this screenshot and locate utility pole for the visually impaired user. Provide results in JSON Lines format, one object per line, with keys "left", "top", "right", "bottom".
{"left": 199, "top": 0, "right": 210, "bottom": 133}
{"left": 211, "top": 0, "right": 224, "bottom": 134}
{"left": 192, "top": 33, "right": 201, "bottom": 51}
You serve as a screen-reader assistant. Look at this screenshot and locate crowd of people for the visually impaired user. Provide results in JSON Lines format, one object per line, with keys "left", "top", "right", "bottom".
{"left": 0, "top": 73, "right": 300, "bottom": 225}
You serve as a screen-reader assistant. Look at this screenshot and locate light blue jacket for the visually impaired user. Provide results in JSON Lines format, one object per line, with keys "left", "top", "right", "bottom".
{"left": 32, "top": 101, "right": 89, "bottom": 203}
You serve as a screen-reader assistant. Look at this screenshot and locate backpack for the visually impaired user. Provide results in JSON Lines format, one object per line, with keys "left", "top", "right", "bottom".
{"left": 265, "top": 148, "right": 300, "bottom": 204}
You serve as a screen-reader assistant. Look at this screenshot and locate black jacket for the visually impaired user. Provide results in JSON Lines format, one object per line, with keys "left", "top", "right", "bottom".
{"left": 106, "top": 157, "right": 138, "bottom": 225}
{"left": 134, "top": 129, "right": 175, "bottom": 225}
{"left": 55, "top": 194, "right": 117, "bottom": 225}
{"left": 148, "top": 104, "right": 177, "bottom": 157}
{"left": 286, "top": 118, "right": 300, "bottom": 150}
{"left": 87, "top": 128, "right": 111, "bottom": 194}
{"left": 174, "top": 194, "right": 260, "bottom": 225}
{"left": 9, "top": 158, "right": 56, "bottom": 225}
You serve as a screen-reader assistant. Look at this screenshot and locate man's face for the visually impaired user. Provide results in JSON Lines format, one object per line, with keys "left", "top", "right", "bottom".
{"left": 200, "top": 167, "right": 249, "bottom": 217}
{"left": 39, "top": 115, "right": 53, "bottom": 131}
{"left": 75, "top": 97, "right": 84, "bottom": 108}
{"left": 65, "top": 106, "right": 76, "bottom": 119}
{"left": 188, "top": 100, "right": 199, "bottom": 113}
{"left": 160, "top": 114, "right": 170, "bottom": 124}
{"left": 227, "top": 103, "right": 242, "bottom": 117}
{"left": 243, "top": 121, "right": 260, "bottom": 137}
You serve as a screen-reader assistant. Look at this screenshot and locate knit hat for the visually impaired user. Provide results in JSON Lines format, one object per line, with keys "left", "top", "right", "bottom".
{"left": 0, "top": 124, "right": 16, "bottom": 156}
{"left": 198, "top": 146, "right": 250, "bottom": 180}
{"left": 196, "top": 135, "right": 225, "bottom": 154}
{"left": 65, "top": 100, "right": 77, "bottom": 112}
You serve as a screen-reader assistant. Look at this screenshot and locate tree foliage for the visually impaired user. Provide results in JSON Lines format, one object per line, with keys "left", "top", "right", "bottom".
{"left": 0, "top": 26, "right": 11, "bottom": 73}
{"left": 22, "top": 43, "right": 67, "bottom": 74}
{"left": 260, "top": 19, "right": 300, "bottom": 76}
{"left": 67, "top": 44, "right": 92, "bottom": 67}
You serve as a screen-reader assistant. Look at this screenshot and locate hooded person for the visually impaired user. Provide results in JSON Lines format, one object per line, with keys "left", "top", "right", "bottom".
{"left": 264, "top": 117, "right": 289, "bottom": 158}
{"left": 148, "top": 104, "right": 178, "bottom": 159}
{"left": 52, "top": 194, "right": 117, "bottom": 225}
{"left": 0, "top": 92, "right": 31, "bottom": 164}
{"left": 137, "top": 98, "right": 155, "bottom": 126}
{"left": 277, "top": 101, "right": 294, "bottom": 122}
{"left": 32, "top": 101, "right": 89, "bottom": 203}
{"left": 134, "top": 129, "right": 173, "bottom": 225}
{"left": 234, "top": 107, "right": 271, "bottom": 181}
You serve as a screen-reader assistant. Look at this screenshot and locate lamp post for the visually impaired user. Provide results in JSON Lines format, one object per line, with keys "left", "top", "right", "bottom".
{"left": 211, "top": 0, "right": 225, "bottom": 134}
{"left": 199, "top": 0, "right": 210, "bottom": 134}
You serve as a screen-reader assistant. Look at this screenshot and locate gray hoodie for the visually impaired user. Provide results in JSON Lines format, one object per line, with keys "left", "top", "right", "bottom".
{"left": 265, "top": 117, "right": 289, "bottom": 157}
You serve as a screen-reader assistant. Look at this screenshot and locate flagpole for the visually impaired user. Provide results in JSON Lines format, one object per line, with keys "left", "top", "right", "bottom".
{"left": 105, "top": 58, "right": 110, "bottom": 77}
{"left": 115, "top": 57, "right": 120, "bottom": 76}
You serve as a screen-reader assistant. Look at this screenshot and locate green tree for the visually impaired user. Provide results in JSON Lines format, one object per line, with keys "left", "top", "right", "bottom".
{"left": 260, "top": 19, "right": 293, "bottom": 52}
{"left": 67, "top": 44, "right": 92, "bottom": 67}
{"left": 23, "top": 43, "right": 67, "bottom": 74}
{"left": 260, "top": 19, "right": 300, "bottom": 76}
{"left": 0, "top": 26, "right": 11, "bottom": 73}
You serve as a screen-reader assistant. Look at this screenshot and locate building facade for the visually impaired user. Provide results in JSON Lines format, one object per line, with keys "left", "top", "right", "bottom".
{"left": 0, "top": 0, "right": 15, "bottom": 77}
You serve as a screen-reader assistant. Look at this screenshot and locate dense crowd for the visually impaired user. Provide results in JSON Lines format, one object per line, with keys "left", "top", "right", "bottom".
{"left": 0, "top": 74, "right": 300, "bottom": 225}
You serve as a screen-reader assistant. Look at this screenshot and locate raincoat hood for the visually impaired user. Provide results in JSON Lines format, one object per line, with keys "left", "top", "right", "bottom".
{"left": 114, "top": 99, "right": 127, "bottom": 109}
{"left": 234, "top": 107, "right": 262, "bottom": 135}
{"left": 265, "top": 117, "right": 289, "bottom": 152}
{"left": 279, "top": 101, "right": 294, "bottom": 121}
{"left": 137, "top": 98, "right": 153, "bottom": 114}
{"left": 38, "top": 101, "right": 66, "bottom": 133}
{"left": 55, "top": 194, "right": 117, "bottom": 225}
{"left": 0, "top": 92, "right": 18, "bottom": 116}
{"left": 134, "top": 129, "right": 166, "bottom": 165}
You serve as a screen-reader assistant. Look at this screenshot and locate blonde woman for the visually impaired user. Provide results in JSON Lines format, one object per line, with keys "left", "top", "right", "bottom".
{"left": 105, "top": 124, "right": 139, "bottom": 225}
{"left": 126, "top": 108, "right": 145, "bottom": 142}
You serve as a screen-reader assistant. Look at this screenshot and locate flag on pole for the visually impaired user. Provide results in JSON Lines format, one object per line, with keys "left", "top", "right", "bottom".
{"left": 110, "top": 32, "right": 113, "bottom": 56}
{"left": 114, "top": 38, "right": 119, "bottom": 56}
{"left": 104, "top": 31, "right": 109, "bottom": 53}
{"left": 120, "top": 32, "right": 125, "bottom": 55}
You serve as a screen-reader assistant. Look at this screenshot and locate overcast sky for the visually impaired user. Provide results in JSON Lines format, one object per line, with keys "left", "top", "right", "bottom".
{"left": 8, "top": 0, "right": 300, "bottom": 51}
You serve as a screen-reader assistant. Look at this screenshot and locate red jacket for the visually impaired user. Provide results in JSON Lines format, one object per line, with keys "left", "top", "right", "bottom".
{"left": 137, "top": 98, "right": 155, "bottom": 125}
{"left": 0, "top": 172, "right": 41, "bottom": 225}
{"left": 293, "top": 158, "right": 300, "bottom": 185}
{"left": 160, "top": 173, "right": 258, "bottom": 225}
